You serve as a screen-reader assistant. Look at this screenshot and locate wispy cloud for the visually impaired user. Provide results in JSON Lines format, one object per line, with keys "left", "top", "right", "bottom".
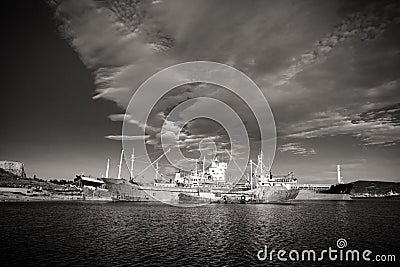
{"left": 105, "top": 135, "right": 149, "bottom": 141}
{"left": 285, "top": 103, "right": 400, "bottom": 146}
{"left": 275, "top": 0, "right": 400, "bottom": 86}
{"left": 279, "top": 142, "right": 316, "bottom": 155}
{"left": 108, "top": 113, "right": 132, "bottom": 122}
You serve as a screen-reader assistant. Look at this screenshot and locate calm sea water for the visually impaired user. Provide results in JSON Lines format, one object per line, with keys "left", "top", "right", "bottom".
{"left": 0, "top": 200, "right": 399, "bottom": 266}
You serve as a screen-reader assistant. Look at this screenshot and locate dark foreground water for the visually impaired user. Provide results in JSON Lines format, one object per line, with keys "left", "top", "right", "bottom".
{"left": 0, "top": 200, "right": 399, "bottom": 266}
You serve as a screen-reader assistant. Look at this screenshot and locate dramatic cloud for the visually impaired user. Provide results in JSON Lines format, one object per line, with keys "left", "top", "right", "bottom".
{"left": 48, "top": 0, "right": 400, "bottom": 178}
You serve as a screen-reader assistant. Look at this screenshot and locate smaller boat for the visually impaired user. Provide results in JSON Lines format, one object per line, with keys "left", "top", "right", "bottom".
{"left": 295, "top": 165, "right": 354, "bottom": 201}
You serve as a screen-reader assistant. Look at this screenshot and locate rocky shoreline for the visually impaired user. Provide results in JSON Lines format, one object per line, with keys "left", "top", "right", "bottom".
{"left": 0, "top": 170, "right": 111, "bottom": 202}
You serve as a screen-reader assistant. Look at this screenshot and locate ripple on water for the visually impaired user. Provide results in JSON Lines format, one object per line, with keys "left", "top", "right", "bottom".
{"left": 0, "top": 200, "right": 399, "bottom": 266}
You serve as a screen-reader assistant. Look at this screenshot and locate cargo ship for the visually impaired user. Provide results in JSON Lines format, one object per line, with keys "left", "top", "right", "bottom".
{"left": 101, "top": 150, "right": 299, "bottom": 204}
{"left": 102, "top": 149, "right": 227, "bottom": 203}
{"left": 203, "top": 152, "right": 299, "bottom": 204}
{"left": 294, "top": 165, "right": 353, "bottom": 201}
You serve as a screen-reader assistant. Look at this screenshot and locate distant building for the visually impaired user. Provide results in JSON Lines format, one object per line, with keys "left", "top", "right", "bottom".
{"left": 0, "top": 161, "right": 26, "bottom": 178}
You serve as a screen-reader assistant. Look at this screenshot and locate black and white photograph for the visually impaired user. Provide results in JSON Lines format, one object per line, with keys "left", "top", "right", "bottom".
{"left": 1, "top": 0, "right": 399, "bottom": 266}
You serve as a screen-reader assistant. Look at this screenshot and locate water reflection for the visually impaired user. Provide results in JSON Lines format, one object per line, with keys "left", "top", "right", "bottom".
{"left": 0, "top": 200, "right": 399, "bottom": 266}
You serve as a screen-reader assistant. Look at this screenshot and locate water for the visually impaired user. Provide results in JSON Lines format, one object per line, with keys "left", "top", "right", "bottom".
{"left": 0, "top": 200, "right": 399, "bottom": 266}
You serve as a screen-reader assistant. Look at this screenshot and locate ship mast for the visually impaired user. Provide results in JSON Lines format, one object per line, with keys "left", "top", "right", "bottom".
{"left": 256, "top": 152, "right": 261, "bottom": 174}
{"left": 156, "top": 162, "right": 159, "bottom": 181}
{"left": 117, "top": 149, "right": 124, "bottom": 179}
{"left": 130, "top": 147, "right": 135, "bottom": 179}
{"left": 250, "top": 159, "right": 253, "bottom": 190}
{"left": 135, "top": 148, "right": 171, "bottom": 177}
{"left": 105, "top": 158, "right": 110, "bottom": 178}
{"left": 202, "top": 156, "right": 205, "bottom": 179}
{"left": 256, "top": 151, "right": 269, "bottom": 175}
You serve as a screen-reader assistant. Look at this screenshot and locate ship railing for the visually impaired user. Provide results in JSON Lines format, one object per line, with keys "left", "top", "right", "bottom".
{"left": 297, "top": 184, "right": 332, "bottom": 190}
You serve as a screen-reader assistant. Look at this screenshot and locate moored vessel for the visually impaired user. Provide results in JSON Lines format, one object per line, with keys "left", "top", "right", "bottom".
{"left": 102, "top": 149, "right": 211, "bottom": 203}
{"left": 295, "top": 165, "right": 353, "bottom": 201}
{"left": 102, "top": 150, "right": 299, "bottom": 204}
{"left": 210, "top": 152, "right": 299, "bottom": 204}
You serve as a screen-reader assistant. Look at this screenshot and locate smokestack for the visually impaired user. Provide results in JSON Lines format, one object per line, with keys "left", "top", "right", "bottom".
{"left": 337, "top": 165, "right": 342, "bottom": 184}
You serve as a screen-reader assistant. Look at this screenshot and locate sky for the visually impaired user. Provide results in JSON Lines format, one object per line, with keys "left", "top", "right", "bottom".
{"left": 1, "top": 0, "right": 400, "bottom": 183}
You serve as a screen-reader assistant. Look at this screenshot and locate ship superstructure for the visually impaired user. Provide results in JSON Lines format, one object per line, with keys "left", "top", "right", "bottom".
{"left": 208, "top": 158, "right": 227, "bottom": 185}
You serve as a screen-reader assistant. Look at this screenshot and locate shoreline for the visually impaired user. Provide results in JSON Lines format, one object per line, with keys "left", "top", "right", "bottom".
{"left": 0, "top": 194, "right": 112, "bottom": 202}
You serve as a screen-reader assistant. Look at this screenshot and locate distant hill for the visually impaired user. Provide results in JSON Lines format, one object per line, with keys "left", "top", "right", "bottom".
{"left": 0, "top": 173, "right": 74, "bottom": 192}
{"left": 351, "top": 180, "right": 400, "bottom": 195}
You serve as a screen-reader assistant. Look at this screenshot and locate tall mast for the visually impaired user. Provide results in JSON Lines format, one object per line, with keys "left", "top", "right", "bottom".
{"left": 250, "top": 159, "right": 253, "bottom": 190}
{"left": 135, "top": 148, "right": 171, "bottom": 177}
{"left": 195, "top": 159, "right": 198, "bottom": 175}
{"left": 156, "top": 162, "right": 159, "bottom": 180}
{"left": 105, "top": 158, "right": 110, "bottom": 178}
{"left": 117, "top": 149, "right": 124, "bottom": 179}
{"left": 130, "top": 147, "right": 135, "bottom": 179}
{"left": 202, "top": 156, "right": 205, "bottom": 178}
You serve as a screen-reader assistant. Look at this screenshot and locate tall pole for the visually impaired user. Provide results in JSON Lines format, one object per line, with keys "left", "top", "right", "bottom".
{"left": 130, "top": 147, "right": 135, "bottom": 179}
{"left": 337, "top": 165, "right": 341, "bottom": 184}
{"left": 105, "top": 158, "right": 110, "bottom": 178}
{"left": 250, "top": 160, "right": 253, "bottom": 190}
{"left": 118, "top": 149, "right": 124, "bottom": 179}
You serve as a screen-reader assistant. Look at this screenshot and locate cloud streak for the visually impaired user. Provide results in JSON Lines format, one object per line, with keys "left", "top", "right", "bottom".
{"left": 275, "top": 0, "right": 400, "bottom": 86}
{"left": 285, "top": 103, "right": 400, "bottom": 146}
{"left": 105, "top": 135, "right": 149, "bottom": 141}
{"left": 279, "top": 143, "right": 316, "bottom": 155}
